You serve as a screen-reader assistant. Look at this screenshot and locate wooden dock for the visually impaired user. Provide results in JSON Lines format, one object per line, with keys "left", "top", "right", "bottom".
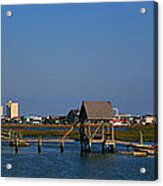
{"left": 1, "top": 124, "right": 157, "bottom": 155}
{"left": 25, "top": 139, "right": 75, "bottom": 143}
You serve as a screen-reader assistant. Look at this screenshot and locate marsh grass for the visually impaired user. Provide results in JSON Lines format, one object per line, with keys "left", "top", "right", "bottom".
{"left": 2, "top": 124, "right": 156, "bottom": 142}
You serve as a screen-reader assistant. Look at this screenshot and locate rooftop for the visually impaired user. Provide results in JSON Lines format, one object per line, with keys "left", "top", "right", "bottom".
{"left": 82, "top": 101, "right": 114, "bottom": 120}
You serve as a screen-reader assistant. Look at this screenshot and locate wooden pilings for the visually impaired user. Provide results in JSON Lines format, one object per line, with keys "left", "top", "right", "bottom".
{"left": 60, "top": 141, "right": 64, "bottom": 153}
{"left": 79, "top": 122, "right": 116, "bottom": 153}
{"left": 139, "top": 131, "right": 144, "bottom": 145}
{"left": 38, "top": 136, "right": 42, "bottom": 154}
{"left": 110, "top": 144, "right": 116, "bottom": 153}
{"left": 101, "top": 140, "right": 105, "bottom": 153}
{"left": 15, "top": 137, "right": 19, "bottom": 154}
{"left": 88, "top": 139, "right": 92, "bottom": 152}
{"left": 7, "top": 122, "right": 118, "bottom": 154}
{"left": 111, "top": 125, "right": 115, "bottom": 140}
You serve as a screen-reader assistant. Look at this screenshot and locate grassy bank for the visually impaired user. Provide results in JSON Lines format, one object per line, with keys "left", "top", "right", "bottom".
{"left": 115, "top": 125, "right": 157, "bottom": 142}
{"left": 2, "top": 124, "right": 157, "bottom": 142}
{"left": 1, "top": 123, "right": 72, "bottom": 128}
{"left": 11, "top": 129, "right": 80, "bottom": 139}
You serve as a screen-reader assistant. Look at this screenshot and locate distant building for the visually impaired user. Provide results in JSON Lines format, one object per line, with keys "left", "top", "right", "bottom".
{"left": 23, "top": 116, "right": 42, "bottom": 124}
{"left": 67, "top": 109, "right": 80, "bottom": 124}
{"left": 0, "top": 106, "right": 3, "bottom": 117}
{"left": 118, "top": 114, "right": 131, "bottom": 124}
{"left": 11, "top": 116, "right": 22, "bottom": 124}
{"left": 49, "top": 116, "right": 60, "bottom": 124}
{"left": 6, "top": 100, "right": 19, "bottom": 119}
{"left": 143, "top": 115, "right": 157, "bottom": 125}
{"left": 80, "top": 101, "right": 114, "bottom": 123}
{"left": 49, "top": 115, "right": 67, "bottom": 124}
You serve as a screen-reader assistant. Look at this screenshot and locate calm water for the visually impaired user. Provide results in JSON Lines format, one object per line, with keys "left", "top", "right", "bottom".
{"left": 1, "top": 141, "right": 157, "bottom": 180}
{"left": 2, "top": 126, "right": 127, "bottom": 131}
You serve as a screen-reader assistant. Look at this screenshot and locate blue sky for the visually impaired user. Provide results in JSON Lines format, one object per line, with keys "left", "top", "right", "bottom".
{"left": 1, "top": 2, "right": 156, "bottom": 116}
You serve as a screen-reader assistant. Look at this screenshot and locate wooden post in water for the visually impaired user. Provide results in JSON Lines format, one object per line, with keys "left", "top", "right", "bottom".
{"left": 15, "top": 137, "right": 19, "bottom": 154}
{"left": 80, "top": 138, "right": 84, "bottom": 152}
{"left": 8, "top": 129, "right": 12, "bottom": 138}
{"left": 102, "top": 141, "right": 105, "bottom": 153}
{"left": 38, "top": 136, "right": 42, "bottom": 154}
{"left": 110, "top": 124, "right": 116, "bottom": 153}
{"left": 110, "top": 144, "right": 116, "bottom": 153}
{"left": 87, "top": 124, "right": 92, "bottom": 152}
{"left": 139, "top": 131, "right": 143, "bottom": 145}
{"left": 111, "top": 125, "right": 115, "bottom": 140}
{"left": 88, "top": 139, "right": 92, "bottom": 152}
{"left": 80, "top": 123, "right": 85, "bottom": 152}
{"left": 107, "top": 124, "right": 110, "bottom": 139}
{"left": 102, "top": 124, "right": 105, "bottom": 141}
{"left": 101, "top": 124, "right": 105, "bottom": 153}
{"left": 60, "top": 141, "right": 64, "bottom": 153}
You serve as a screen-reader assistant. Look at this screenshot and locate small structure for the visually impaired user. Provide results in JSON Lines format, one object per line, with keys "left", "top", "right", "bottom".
{"left": 79, "top": 101, "right": 115, "bottom": 153}
{"left": 60, "top": 101, "right": 116, "bottom": 153}
{"left": 80, "top": 101, "right": 114, "bottom": 123}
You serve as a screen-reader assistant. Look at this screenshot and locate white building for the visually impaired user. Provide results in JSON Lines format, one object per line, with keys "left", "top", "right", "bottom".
{"left": 0, "top": 105, "right": 3, "bottom": 117}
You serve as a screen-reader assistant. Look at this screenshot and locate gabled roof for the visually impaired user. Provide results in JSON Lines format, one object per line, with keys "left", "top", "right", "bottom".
{"left": 82, "top": 101, "right": 114, "bottom": 120}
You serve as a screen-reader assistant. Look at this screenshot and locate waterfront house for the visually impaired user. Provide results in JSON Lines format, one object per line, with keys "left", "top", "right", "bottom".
{"left": 23, "top": 116, "right": 42, "bottom": 124}
{"left": 10, "top": 116, "right": 22, "bottom": 124}
{"left": 67, "top": 109, "right": 80, "bottom": 124}
{"left": 143, "top": 115, "right": 157, "bottom": 125}
{"left": 80, "top": 101, "right": 114, "bottom": 123}
{"left": 49, "top": 115, "right": 67, "bottom": 124}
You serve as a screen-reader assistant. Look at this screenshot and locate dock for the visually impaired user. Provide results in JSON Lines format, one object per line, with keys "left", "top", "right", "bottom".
{"left": 1, "top": 124, "right": 157, "bottom": 155}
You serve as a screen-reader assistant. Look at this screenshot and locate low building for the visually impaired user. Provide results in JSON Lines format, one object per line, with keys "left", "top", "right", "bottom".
{"left": 49, "top": 115, "right": 67, "bottom": 124}
{"left": 10, "top": 116, "right": 22, "bottom": 124}
{"left": 23, "top": 116, "right": 42, "bottom": 124}
{"left": 143, "top": 115, "right": 157, "bottom": 125}
{"left": 80, "top": 101, "right": 114, "bottom": 123}
{"left": 67, "top": 109, "right": 80, "bottom": 124}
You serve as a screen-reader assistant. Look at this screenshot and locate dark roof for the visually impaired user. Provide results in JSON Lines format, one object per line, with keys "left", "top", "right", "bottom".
{"left": 82, "top": 101, "right": 114, "bottom": 120}
{"left": 67, "top": 109, "right": 79, "bottom": 115}
{"left": 50, "top": 116, "right": 60, "bottom": 120}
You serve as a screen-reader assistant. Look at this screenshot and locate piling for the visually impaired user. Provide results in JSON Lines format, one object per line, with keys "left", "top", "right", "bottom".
{"left": 111, "top": 125, "right": 115, "bottom": 140}
{"left": 60, "top": 141, "right": 64, "bottom": 153}
{"left": 15, "top": 137, "right": 19, "bottom": 154}
{"left": 80, "top": 123, "right": 85, "bottom": 152}
{"left": 102, "top": 141, "right": 105, "bottom": 153}
{"left": 38, "top": 136, "right": 42, "bottom": 154}
{"left": 88, "top": 139, "right": 92, "bottom": 152}
{"left": 139, "top": 131, "right": 143, "bottom": 145}
{"left": 8, "top": 129, "right": 12, "bottom": 138}
{"left": 110, "top": 144, "right": 116, "bottom": 153}
{"left": 80, "top": 138, "right": 84, "bottom": 152}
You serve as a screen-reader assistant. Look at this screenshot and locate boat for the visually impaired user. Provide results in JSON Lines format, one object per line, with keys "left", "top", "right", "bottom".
{"left": 131, "top": 144, "right": 158, "bottom": 155}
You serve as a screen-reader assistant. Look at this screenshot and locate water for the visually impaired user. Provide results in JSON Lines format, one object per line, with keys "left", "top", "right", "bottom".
{"left": 1, "top": 141, "right": 157, "bottom": 180}
{"left": 2, "top": 126, "right": 127, "bottom": 131}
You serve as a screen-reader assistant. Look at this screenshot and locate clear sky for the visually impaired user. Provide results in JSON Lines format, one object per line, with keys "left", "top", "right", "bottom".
{"left": 1, "top": 2, "right": 156, "bottom": 116}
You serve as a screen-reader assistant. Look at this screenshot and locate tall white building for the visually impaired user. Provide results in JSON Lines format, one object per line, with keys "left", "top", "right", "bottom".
{"left": 6, "top": 100, "right": 19, "bottom": 118}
